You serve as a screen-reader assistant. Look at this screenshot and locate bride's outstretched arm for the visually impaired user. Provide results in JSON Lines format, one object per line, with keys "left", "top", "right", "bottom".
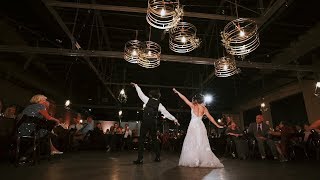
{"left": 204, "top": 107, "right": 223, "bottom": 128}
{"left": 172, "top": 88, "right": 193, "bottom": 108}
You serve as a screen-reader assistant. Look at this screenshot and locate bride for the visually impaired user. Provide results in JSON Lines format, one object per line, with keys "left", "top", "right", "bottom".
{"left": 173, "top": 88, "right": 224, "bottom": 168}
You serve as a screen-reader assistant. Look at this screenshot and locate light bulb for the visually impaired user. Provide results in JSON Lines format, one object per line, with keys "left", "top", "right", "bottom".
{"left": 217, "top": 119, "right": 221, "bottom": 123}
{"left": 239, "top": 30, "right": 245, "bottom": 37}
{"left": 160, "top": 8, "right": 166, "bottom": 17}
{"left": 261, "top": 103, "right": 266, "bottom": 108}
{"left": 316, "top": 82, "right": 320, "bottom": 88}
{"left": 223, "top": 64, "right": 228, "bottom": 70}
{"left": 120, "top": 89, "right": 125, "bottom": 95}
{"left": 65, "top": 100, "right": 71, "bottom": 107}
{"left": 79, "top": 119, "right": 83, "bottom": 123}
{"left": 131, "top": 49, "right": 137, "bottom": 56}
{"left": 119, "top": 110, "right": 123, "bottom": 116}
{"left": 181, "top": 36, "right": 187, "bottom": 43}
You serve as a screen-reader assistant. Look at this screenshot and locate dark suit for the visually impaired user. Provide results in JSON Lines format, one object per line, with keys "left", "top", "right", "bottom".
{"left": 138, "top": 98, "right": 161, "bottom": 160}
{"left": 248, "top": 122, "right": 278, "bottom": 158}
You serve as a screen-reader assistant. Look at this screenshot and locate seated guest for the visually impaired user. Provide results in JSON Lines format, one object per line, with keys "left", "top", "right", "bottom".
{"left": 295, "top": 125, "right": 304, "bottom": 142}
{"left": 80, "top": 116, "right": 94, "bottom": 135}
{"left": 248, "top": 115, "right": 278, "bottom": 160}
{"left": 225, "top": 122, "right": 249, "bottom": 159}
{"left": 91, "top": 123, "right": 104, "bottom": 147}
{"left": 122, "top": 123, "right": 132, "bottom": 150}
{"left": 269, "top": 121, "right": 295, "bottom": 162}
{"left": 69, "top": 113, "right": 83, "bottom": 131}
{"left": 4, "top": 105, "right": 17, "bottom": 119}
{"left": 18, "top": 94, "right": 62, "bottom": 155}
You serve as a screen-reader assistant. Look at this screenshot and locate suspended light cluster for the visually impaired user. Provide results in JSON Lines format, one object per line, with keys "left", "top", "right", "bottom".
{"left": 169, "top": 22, "right": 201, "bottom": 53}
{"left": 221, "top": 18, "right": 259, "bottom": 56}
{"left": 214, "top": 56, "right": 239, "bottom": 77}
{"left": 146, "top": 0, "right": 182, "bottom": 30}
{"left": 118, "top": 88, "right": 128, "bottom": 103}
{"left": 124, "top": 40, "right": 161, "bottom": 69}
{"left": 138, "top": 41, "right": 161, "bottom": 68}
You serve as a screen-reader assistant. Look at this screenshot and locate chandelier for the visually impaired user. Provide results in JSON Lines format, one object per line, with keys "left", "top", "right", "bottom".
{"left": 146, "top": 0, "right": 182, "bottom": 30}
{"left": 124, "top": 40, "right": 142, "bottom": 63}
{"left": 169, "top": 22, "right": 201, "bottom": 53}
{"left": 260, "top": 101, "right": 268, "bottom": 112}
{"left": 221, "top": 18, "right": 260, "bottom": 56}
{"left": 138, "top": 41, "right": 161, "bottom": 68}
{"left": 118, "top": 89, "right": 128, "bottom": 103}
{"left": 214, "top": 56, "right": 239, "bottom": 77}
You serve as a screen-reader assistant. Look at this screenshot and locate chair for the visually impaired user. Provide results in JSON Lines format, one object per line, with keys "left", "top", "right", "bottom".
{"left": 14, "top": 116, "right": 51, "bottom": 166}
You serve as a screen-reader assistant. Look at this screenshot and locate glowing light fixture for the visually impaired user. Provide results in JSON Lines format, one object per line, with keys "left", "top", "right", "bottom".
{"left": 169, "top": 22, "right": 201, "bottom": 53}
{"left": 146, "top": 0, "right": 182, "bottom": 29}
{"left": 214, "top": 56, "right": 240, "bottom": 77}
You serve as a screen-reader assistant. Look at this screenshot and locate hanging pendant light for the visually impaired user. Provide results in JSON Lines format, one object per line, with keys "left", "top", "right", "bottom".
{"left": 214, "top": 56, "right": 239, "bottom": 77}
{"left": 124, "top": 40, "right": 142, "bottom": 63}
{"left": 221, "top": 18, "right": 260, "bottom": 56}
{"left": 138, "top": 41, "right": 161, "bottom": 68}
{"left": 169, "top": 21, "right": 201, "bottom": 53}
{"left": 124, "top": 30, "right": 142, "bottom": 63}
{"left": 146, "top": 0, "right": 182, "bottom": 30}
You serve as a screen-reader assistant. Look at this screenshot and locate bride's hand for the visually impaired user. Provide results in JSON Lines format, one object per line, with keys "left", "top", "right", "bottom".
{"left": 173, "top": 88, "right": 178, "bottom": 94}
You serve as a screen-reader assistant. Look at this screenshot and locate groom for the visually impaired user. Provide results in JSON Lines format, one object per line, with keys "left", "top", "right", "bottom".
{"left": 131, "top": 82, "right": 179, "bottom": 164}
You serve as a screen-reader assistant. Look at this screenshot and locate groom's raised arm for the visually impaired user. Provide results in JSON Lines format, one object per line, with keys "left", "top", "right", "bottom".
{"left": 159, "top": 104, "right": 179, "bottom": 125}
{"left": 133, "top": 83, "right": 149, "bottom": 104}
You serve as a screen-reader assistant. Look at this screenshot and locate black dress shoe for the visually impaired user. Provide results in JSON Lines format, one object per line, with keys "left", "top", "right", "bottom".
{"left": 154, "top": 157, "right": 161, "bottom": 162}
{"left": 133, "top": 159, "right": 143, "bottom": 164}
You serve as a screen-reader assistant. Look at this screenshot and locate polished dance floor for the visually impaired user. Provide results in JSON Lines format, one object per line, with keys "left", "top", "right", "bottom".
{"left": 0, "top": 151, "right": 318, "bottom": 180}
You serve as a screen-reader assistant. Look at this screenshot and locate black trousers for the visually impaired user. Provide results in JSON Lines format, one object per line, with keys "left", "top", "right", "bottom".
{"left": 138, "top": 121, "right": 160, "bottom": 160}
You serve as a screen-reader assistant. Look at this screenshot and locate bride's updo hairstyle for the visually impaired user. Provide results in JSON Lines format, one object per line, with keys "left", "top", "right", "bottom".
{"left": 192, "top": 94, "right": 204, "bottom": 104}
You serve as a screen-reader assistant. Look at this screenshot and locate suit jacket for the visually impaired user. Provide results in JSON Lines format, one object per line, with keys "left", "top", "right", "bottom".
{"left": 248, "top": 122, "right": 270, "bottom": 138}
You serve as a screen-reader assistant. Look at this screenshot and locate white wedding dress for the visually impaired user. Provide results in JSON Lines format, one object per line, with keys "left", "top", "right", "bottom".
{"left": 178, "top": 110, "right": 224, "bottom": 168}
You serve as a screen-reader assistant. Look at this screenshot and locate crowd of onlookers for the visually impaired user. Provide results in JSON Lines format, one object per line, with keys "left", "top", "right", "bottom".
{"left": 1, "top": 94, "right": 320, "bottom": 165}
{"left": 222, "top": 115, "right": 320, "bottom": 162}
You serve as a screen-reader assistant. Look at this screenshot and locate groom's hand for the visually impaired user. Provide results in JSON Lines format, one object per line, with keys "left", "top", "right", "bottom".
{"left": 130, "top": 82, "right": 136, "bottom": 87}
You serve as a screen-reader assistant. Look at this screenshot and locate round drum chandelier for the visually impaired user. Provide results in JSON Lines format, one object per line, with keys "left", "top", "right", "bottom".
{"left": 146, "top": 0, "right": 182, "bottom": 30}
{"left": 169, "top": 21, "right": 201, "bottom": 53}
{"left": 214, "top": 56, "right": 239, "bottom": 77}
{"left": 138, "top": 41, "right": 161, "bottom": 68}
{"left": 221, "top": 18, "right": 259, "bottom": 56}
{"left": 124, "top": 40, "right": 142, "bottom": 63}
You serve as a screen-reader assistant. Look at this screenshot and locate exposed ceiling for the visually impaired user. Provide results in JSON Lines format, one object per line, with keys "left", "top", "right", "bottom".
{"left": 1, "top": 0, "right": 320, "bottom": 120}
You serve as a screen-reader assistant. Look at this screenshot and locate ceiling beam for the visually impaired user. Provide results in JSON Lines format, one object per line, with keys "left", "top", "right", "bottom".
{"left": 104, "top": 82, "right": 198, "bottom": 90}
{"left": 42, "top": 0, "right": 119, "bottom": 103}
{"left": 65, "top": 104, "right": 190, "bottom": 113}
{"left": 257, "top": 0, "right": 288, "bottom": 28}
{"left": 0, "top": 45, "right": 318, "bottom": 72}
{"left": 46, "top": 0, "right": 238, "bottom": 21}
{"left": 0, "top": 61, "right": 63, "bottom": 98}
{"left": 248, "top": 22, "right": 320, "bottom": 83}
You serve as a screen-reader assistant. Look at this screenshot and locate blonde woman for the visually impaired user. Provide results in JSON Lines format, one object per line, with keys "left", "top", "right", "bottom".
{"left": 173, "top": 88, "right": 224, "bottom": 168}
{"left": 19, "top": 94, "right": 62, "bottom": 155}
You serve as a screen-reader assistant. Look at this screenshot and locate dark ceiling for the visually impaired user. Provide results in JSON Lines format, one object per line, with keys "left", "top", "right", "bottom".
{"left": 0, "top": 0, "right": 320, "bottom": 120}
